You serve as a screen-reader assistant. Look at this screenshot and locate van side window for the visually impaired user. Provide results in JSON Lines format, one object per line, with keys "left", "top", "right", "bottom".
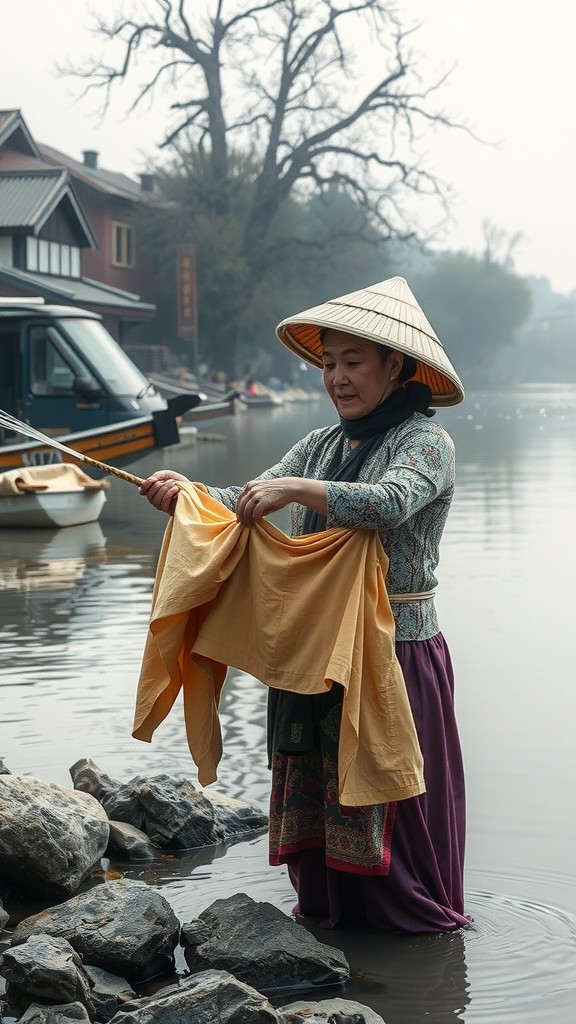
{"left": 29, "top": 326, "right": 75, "bottom": 396}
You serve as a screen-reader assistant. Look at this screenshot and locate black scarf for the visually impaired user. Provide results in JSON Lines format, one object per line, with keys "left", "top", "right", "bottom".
{"left": 267, "top": 380, "right": 434, "bottom": 763}
{"left": 301, "top": 380, "right": 434, "bottom": 533}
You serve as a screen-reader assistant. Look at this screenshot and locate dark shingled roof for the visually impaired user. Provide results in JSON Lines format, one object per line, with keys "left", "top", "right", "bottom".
{"left": 0, "top": 169, "right": 96, "bottom": 246}
{"left": 0, "top": 170, "right": 66, "bottom": 229}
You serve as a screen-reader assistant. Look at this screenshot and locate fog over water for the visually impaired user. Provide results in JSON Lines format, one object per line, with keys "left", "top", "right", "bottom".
{"left": 1, "top": 388, "right": 576, "bottom": 1022}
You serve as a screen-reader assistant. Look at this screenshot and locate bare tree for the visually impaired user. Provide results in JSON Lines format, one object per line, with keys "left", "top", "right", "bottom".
{"left": 67, "top": 1, "right": 462, "bottom": 269}
{"left": 63, "top": 0, "right": 467, "bottom": 368}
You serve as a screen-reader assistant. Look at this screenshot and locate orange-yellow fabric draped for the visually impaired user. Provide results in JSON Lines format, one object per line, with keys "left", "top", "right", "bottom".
{"left": 133, "top": 482, "right": 425, "bottom": 807}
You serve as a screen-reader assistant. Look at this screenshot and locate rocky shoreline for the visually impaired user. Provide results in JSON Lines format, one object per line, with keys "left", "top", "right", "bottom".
{"left": 0, "top": 759, "right": 385, "bottom": 1023}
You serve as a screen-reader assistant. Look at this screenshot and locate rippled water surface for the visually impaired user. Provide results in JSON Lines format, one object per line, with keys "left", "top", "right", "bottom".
{"left": 2, "top": 385, "right": 576, "bottom": 1022}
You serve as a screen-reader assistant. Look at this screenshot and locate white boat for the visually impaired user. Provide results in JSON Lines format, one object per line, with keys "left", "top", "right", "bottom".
{"left": 0, "top": 463, "right": 109, "bottom": 528}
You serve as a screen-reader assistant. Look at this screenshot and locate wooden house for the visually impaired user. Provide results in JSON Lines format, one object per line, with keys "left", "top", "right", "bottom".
{"left": 0, "top": 109, "right": 161, "bottom": 347}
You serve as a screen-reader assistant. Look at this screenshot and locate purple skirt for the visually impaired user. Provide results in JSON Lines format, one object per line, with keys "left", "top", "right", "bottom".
{"left": 270, "top": 633, "right": 470, "bottom": 934}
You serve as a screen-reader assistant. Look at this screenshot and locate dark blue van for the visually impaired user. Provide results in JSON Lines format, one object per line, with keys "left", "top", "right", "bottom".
{"left": 0, "top": 298, "right": 167, "bottom": 435}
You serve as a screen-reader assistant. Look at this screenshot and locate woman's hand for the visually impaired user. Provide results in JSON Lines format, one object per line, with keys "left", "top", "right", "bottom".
{"left": 139, "top": 470, "right": 188, "bottom": 515}
{"left": 236, "top": 477, "right": 327, "bottom": 526}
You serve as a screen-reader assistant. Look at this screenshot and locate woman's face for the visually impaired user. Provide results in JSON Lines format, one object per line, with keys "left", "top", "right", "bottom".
{"left": 321, "top": 330, "right": 403, "bottom": 419}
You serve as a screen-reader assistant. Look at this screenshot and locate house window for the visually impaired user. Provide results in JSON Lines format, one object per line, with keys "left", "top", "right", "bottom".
{"left": 70, "top": 247, "right": 81, "bottom": 277}
{"left": 60, "top": 245, "right": 71, "bottom": 276}
{"left": 112, "top": 222, "right": 135, "bottom": 268}
{"left": 49, "top": 242, "right": 60, "bottom": 276}
{"left": 25, "top": 238, "right": 81, "bottom": 278}
{"left": 26, "top": 237, "right": 38, "bottom": 271}
{"left": 38, "top": 240, "right": 50, "bottom": 273}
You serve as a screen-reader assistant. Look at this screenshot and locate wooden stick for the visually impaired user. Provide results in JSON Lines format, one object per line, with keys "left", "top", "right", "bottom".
{"left": 66, "top": 452, "right": 144, "bottom": 487}
{"left": 0, "top": 408, "right": 145, "bottom": 486}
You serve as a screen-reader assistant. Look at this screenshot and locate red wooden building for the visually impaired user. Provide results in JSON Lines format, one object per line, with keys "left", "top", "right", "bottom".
{"left": 0, "top": 109, "right": 162, "bottom": 349}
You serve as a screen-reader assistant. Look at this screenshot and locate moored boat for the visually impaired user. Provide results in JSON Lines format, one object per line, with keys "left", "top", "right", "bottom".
{"left": 148, "top": 371, "right": 242, "bottom": 415}
{"left": 0, "top": 300, "right": 237, "bottom": 468}
{"left": 0, "top": 392, "right": 236, "bottom": 475}
{"left": 0, "top": 463, "right": 109, "bottom": 528}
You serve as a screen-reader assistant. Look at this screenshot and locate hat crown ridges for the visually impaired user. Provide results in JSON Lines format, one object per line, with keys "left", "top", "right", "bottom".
{"left": 297, "top": 276, "right": 444, "bottom": 347}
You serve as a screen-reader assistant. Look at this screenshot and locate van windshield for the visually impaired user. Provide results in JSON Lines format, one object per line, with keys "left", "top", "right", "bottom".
{"left": 61, "top": 318, "right": 154, "bottom": 397}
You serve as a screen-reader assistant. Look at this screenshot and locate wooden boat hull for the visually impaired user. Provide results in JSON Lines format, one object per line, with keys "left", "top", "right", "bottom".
{"left": 0, "top": 488, "right": 107, "bottom": 528}
{"left": 0, "top": 393, "right": 235, "bottom": 474}
{"left": 0, "top": 416, "right": 162, "bottom": 473}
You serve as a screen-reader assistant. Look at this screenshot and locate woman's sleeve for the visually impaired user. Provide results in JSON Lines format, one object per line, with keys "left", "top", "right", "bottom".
{"left": 206, "top": 433, "right": 315, "bottom": 511}
{"left": 325, "top": 423, "right": 455, "bottom": 530}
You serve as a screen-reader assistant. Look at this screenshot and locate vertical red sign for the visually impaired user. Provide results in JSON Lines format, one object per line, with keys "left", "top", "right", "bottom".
{"left": 176, "top": 244, "right": 197, "bottom": 338}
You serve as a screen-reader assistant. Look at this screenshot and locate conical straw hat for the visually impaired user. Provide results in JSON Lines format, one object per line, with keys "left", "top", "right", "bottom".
{"left": 276, "top": 276, "right": 464, "bottom": 407}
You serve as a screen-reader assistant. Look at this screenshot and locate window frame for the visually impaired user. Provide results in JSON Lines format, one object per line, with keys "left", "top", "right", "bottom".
{"left": 112, "top": 221, "right": 136, "bottom": 269}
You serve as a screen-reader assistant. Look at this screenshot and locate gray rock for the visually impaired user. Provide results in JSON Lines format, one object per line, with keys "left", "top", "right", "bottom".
{"left": 277, "top": 997, "right": 386, "bottom": 1023}
{"left": 83, "top": 965, "right": 136, "bottom": 1022}
{"left": 0, "top": 775, "right": 109, "bottom": 898}
{"left": 11, "top": 879, "right": 180, "bottom": 982}
{"left": 106, "top": 968, "right": 278, "bottom": 1023}
{"left": 106, "top": 822, "right": 157, "bottom": 861}
{"left": 181, "top": 892, "right": 349, "bottom": 992}
{"left": 18, "top": 1003, "right": 91, "bottom": 1023}
{"left": 208, "top": 789, "right": 270, "bottom": 840}
{"left": 69, "top": 763, "right": 144, "bottom": 832}
{"left": 177, "top": 918, "right": 212, "bottom": 945}
{"left": 0, "top": 758, "right": 11, "bottom": 775}
{"left": 134, "top": 775, "right": 217, "bottom": 848}
{"left": 70, "top": 760, "right": 267, "bottom": 850}
{"left": 0, "top": 898, "right": 9, "bottom": 931}
{"left": 1, "top": 933, "right": 95, "bottom": 1018}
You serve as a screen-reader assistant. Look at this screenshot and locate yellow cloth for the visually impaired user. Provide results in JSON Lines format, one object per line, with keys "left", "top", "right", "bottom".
{"left": 133, "top": 483, "right": 425, "bottom": 806}
{"left": 0, "top": 463, "right": 107, "bottom": 495}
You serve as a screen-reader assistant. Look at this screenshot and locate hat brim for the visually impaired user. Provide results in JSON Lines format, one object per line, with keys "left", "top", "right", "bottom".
{"left": 276, "top": 319, "right": 461, "bottom": 407}
{"left": 275, "top": 277, "right": 465, "bottom": 407}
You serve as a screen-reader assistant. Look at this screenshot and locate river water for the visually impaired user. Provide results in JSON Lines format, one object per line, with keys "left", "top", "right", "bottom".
{"left": 1, "top": 385, "right": 576, "bottom": 1023}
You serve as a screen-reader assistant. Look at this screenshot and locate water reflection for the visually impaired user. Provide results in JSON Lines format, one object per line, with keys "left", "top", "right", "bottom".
{"left": 1, "top": 386, "right": 576, "bottom": 1022}
{"left": 0, "top": 523, "right": 107, "bottom": 594}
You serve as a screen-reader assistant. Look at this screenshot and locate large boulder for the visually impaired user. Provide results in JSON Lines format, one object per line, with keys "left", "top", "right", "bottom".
{"left": 181, "top": 893, "right": 349, "bottom": 992}
{"left": 10, "top": 879, "right": 180, "bottom": 982}
{"left": 69, "top": 763, "right": 144, "bottom": 832}
{"left": 277, "top": 997, "right": 386, "bottom": 1023}
{"left": 0, "top": 933, "right": 95, "bottom": 1019}
{"left": 18, "top": 1004, "right": 91, "bottom": 1024}
{"left": 70, "top": 760, "right": 267, "bottom": 850}
{"left": 99, "top": 971, "right": 382, "bottom": 1024}
{"left": 104, "top": 969, "right": 278, "bottom": 1023}
{"left": 82, "top": 966, "right": 136, "bottom": 1023}
{"left": 0, "top": 775, "right": 109, "bottom": 898}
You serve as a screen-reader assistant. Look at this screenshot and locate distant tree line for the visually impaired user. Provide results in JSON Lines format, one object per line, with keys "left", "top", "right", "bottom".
{"left": 136, "top": 163, "right": 533, "bottom": 386}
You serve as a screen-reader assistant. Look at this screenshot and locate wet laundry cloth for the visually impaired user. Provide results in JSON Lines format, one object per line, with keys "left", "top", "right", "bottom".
{"left": 133, "top": 482, "right": 425, "bottom": 807}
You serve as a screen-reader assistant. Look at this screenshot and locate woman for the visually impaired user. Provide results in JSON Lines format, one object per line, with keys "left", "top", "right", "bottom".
{"left": 140, "top": 276, "right": 470, "bottom": 933}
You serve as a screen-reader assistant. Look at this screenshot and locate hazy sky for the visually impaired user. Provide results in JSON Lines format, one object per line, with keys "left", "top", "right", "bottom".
{"left": 1, "top": 0, "right": 575, "bottom": 294}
